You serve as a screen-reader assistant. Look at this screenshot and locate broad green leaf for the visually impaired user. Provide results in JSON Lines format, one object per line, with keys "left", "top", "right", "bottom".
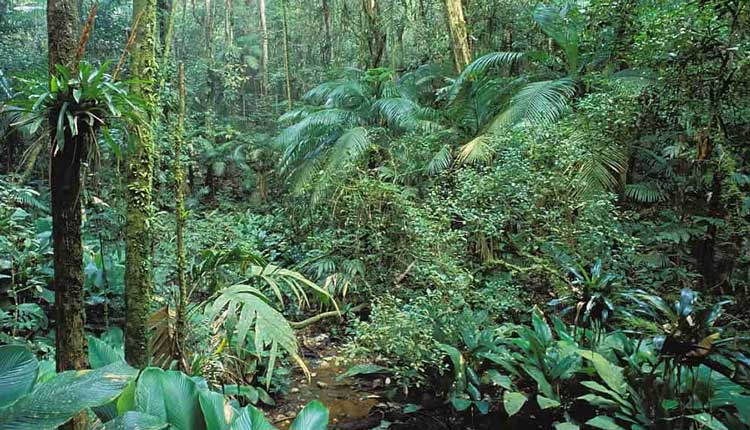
{"left": 0, "top": 346, "right": 39, "bottom": 408}
{"left": 89, "top": 336, "right": 125, "bottom": 368}
{"left": 686, "top": 413, "right": 728, "bottom": 430}
{"left": 199, "top": 390, "right": 232, "bottom": 430}
{"left": 537, "top": 395, "right": 560, "bottom": 409}
{"left": 577, "top": 350, "right": 626, "bottom": 396}
{"left": 230, "top": 406, "right": 274, "bottom": 430}
{"left": 289, "top": 401, "right": 329, "bottom": 430}
{"left": 103, "top": 411, "right": 168, "bottom": 430}
{"left": 336, "top": 364, "right": 390, "bottom": 382}
{"left": 554, "top": 423, "right": 579, "bottom": 430}
{"left": 450, "top": 397, "right": 472, "bottom": 412}
{"left": 135, "top": 368, "right": 167, "bottom": 422}
{"left": 161, "top": 370, "right": 205, "bottom": 430}
{"left": 0, "top": 362, "right": 135, "bottom": 430}
{"left": 586, "top": 416, "right": 625, "bottom": 430}
{"left": 503, "top": 391, "right": 526, "bottom": 417}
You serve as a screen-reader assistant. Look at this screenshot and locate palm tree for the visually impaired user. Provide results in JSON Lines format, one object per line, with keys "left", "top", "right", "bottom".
{"left": 274, "top": 67, "right": 442, "bottom": 197}
{"left": 447, "top": 3, "right": 583, "bottom": 164}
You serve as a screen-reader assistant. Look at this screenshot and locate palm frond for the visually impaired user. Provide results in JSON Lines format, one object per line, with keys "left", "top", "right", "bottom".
{"left": 448, "top": 52, "right": 524, "bottom": 101}
{"left": 457, "top": 135, "right": 494, "bottom": 165}
{"left": 325, "top": 126, "right": 370, "bottom": 171}
{"left": 426, "top": 145, "right": 452, "bottom": 175}
{"left": 490, "top": 78, "right": 576, "bottom": 130}
{"left": 570, "top": 137, "right": 628, "bottom": 198}
{"left": 206, "top": 285, "right": 311, "bottom": 386}
{"left": 625, "top": 182, "right": 667, "bottom": 203}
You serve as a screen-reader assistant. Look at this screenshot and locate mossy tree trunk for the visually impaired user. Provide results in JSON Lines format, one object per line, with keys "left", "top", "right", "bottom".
{"left": 443, "top": 0, "right": 471, "bottom": 72}
{"left": 174, "top": 63, "right": 188, "bottom": 369}
{"left": 125, "top": 0, "right": 158, "bottom": 368}
{"left": 48, "top": 0, "right": 87, "bottom": 428}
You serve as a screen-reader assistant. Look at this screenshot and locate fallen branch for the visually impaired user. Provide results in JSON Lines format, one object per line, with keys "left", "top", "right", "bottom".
{"left": 290, "top": 303, "right": 368, "bottom": 329}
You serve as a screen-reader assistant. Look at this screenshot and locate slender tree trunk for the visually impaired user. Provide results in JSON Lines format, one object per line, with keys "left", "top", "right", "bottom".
{"left": 48, "top": 1, "right": 86, "bottom": 428}
{"left": 321, "top": 0, "right": 331, "bottom": 63}
{"left": 361, "top": 0, "right": 385, "bottom": 68}
{"left": 282, "top": 0, "right": 292, "bottom": 109}
{"left": 126, "top": 0, "right": 158, "bottom": 368}
{"left": 174, "top": 63, "right": 188, "bottom": 369}
{"left": 224, "top": 0, "right": 233, "bottom": 43}
{"left": 259, "top": 0, "right": 268, "bottom": 95}
{"left": 443, "top": 0, "right": 471, "bottom": 72}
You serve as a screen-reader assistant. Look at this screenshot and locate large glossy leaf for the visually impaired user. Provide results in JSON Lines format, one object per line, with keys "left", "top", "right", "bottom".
{"left": 89, "top": 336, "right": 125, "bottom": 369}
{"left": 199, "top": 390, "right": 232, "bottom": 430}
{"left": 135, "top": 369, "right": 167, "bottom": 422}
{"left": 229, "top": 406, "right": 274, "bottom": 430}
{"left": 103, "top": 411, "right": 168, "bottom": 430}
{"left": 289, "top": 401, "right": 328, "bottom": 430}
{"left": 160, "top": 371, "right": 205, "bottom": 430}
{"left": 0, "top": 361, "right": 136, "bottom": 430}
{"left": 0, "top": 346, "right": 38, "bottom": 408}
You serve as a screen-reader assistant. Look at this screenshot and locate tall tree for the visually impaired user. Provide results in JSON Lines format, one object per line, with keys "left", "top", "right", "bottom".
{"left": 444, "top": 0, "right": 472, "bottom": 71}
{"left": 362, "top": 0, "right": 386, "bottom": 68}
{"left": 321, "top": 0, "right": 332, "bottom": 63}
{"left": 125, "top": 0, "right": 158, "bottom": 367}
{"left": 48, "top": 0, "right": 86, "bottom": 427}
{"left": 282, "top": 0, "right": 292, "bottom": 109}
{"left": 259, "top": 0, "right": 269, "bottom": 95}
{"left": 174, "top": 63, "right": 188, "bottom": 369}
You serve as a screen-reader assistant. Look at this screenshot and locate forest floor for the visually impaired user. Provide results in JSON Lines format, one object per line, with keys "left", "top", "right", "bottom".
{"left": 272, "top": 333, "right": 381, "bottom": 429}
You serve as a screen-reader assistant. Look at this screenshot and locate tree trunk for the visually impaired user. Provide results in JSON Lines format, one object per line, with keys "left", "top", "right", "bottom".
{"left": 48, "top": 0, "right": 87, "bottom": 427}
{"left": 361, "top": 0, "right": 386, "bottom": 68}
{"left": 126, "top": 0, "right": 158, "bottom": 368}
{"left": 443, "top": 0, "right": 471, "bottom": 72}
{"left": 259, "top": 0, "right": 269, "bottom": 95}
{"left": 321, "top": 0, "right": 331, "bottom": 63}
{"left": 174, "top": 63, "right": 188, "bottom": 370}
{"left": 282, "top": 0, "right": 292, "bottom": 109}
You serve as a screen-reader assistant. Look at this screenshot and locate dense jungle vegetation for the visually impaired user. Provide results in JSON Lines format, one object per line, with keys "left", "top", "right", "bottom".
{"left": 1, "top": 0, "right": 750, "bottom": 429}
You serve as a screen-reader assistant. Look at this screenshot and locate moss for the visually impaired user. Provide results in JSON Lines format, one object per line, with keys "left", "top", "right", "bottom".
{"left": 125, "top": 0, "right": 159, "bottom": 368}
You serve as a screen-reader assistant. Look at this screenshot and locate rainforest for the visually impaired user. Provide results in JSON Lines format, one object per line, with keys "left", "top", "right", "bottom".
{"left": 1, "top": 0, "right": 749, "bottom": 429}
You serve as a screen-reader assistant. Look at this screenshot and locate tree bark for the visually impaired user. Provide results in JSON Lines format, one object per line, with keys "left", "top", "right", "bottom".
{"left": 361, "top": 0, "right": 386, "bottom": 68}
{"left": 126, "top": 0, "right": 158, "bottom": 368}
{"left": 48, "top": 1, "right": 87, "bottom": 428}
{"left": 443, "top": 0, "right": 471, "bottom": 72}
{"left": 321, "top": 0, "right": 331, "bottom": 63}
{"left": 282, "top": 0, "right": 292, "bottom": 109}
{"left": 174, "top": 63, "right": 188, "bottom": 370}
{"left": 259, "top": 0, "right": 269, "bottom": 95}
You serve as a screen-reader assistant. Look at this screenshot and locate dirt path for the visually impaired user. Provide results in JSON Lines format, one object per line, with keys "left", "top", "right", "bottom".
{"left": 272, "top": 338, "right": 380, "bottom": 429}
